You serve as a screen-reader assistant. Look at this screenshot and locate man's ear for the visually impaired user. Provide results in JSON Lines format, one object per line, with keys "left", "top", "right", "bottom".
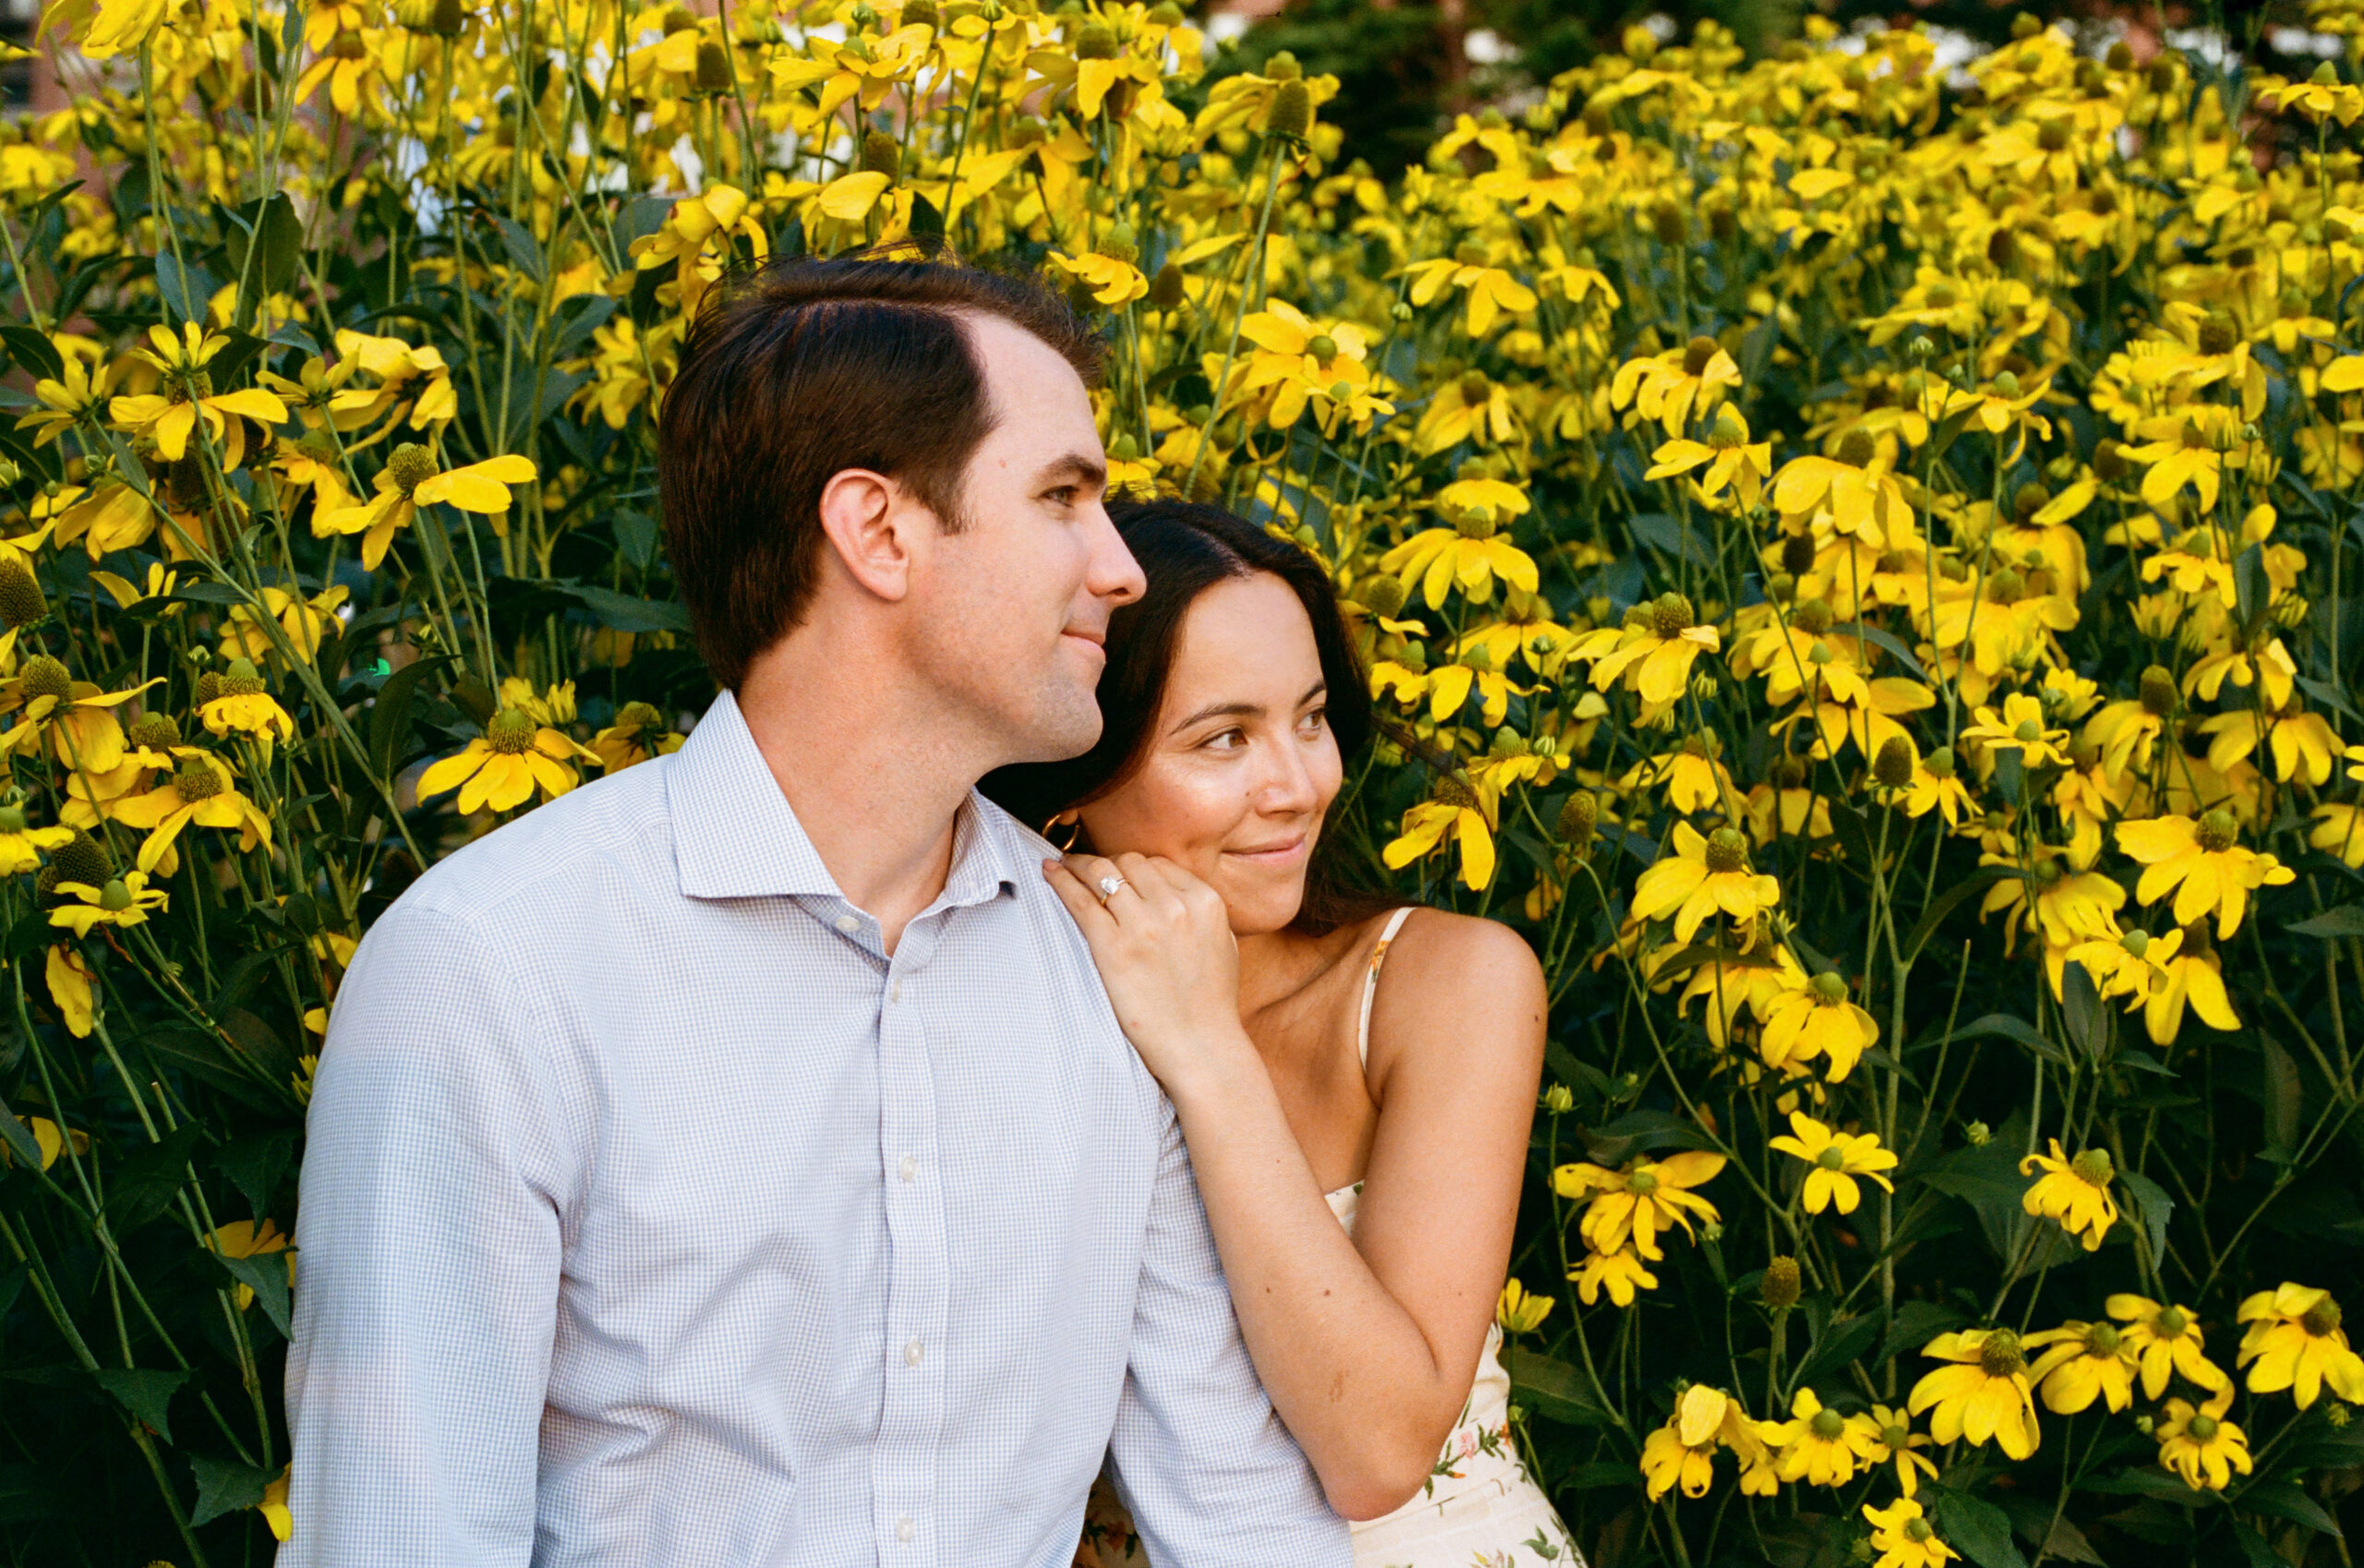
{"left": 816, "top": 467, "right": 921, "bottom": 603}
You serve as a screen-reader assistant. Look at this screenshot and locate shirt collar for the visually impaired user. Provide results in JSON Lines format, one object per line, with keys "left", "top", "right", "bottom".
{"left": 669, "top": 688, "right": 1023, "bottom": 909}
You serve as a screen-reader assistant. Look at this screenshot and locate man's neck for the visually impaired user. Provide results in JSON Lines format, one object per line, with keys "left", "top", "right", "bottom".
{"left": 735, "top": 631, "right": 987, "bottom": 953}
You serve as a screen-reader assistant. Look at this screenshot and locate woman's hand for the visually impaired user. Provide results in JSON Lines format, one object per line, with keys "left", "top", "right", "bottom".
{"left": 1043, "top": 851, "right": 1252, "bottom": 1097}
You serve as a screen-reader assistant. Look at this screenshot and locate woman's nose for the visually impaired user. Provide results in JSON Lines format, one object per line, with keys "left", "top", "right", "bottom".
{"left": 1254, "top": 735, "right": 1321, "bottom": 813}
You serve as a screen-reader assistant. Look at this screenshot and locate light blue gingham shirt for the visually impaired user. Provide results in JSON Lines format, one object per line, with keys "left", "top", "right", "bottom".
{"left": 282, "top": 689, "right": 1348, "bottom": 1567}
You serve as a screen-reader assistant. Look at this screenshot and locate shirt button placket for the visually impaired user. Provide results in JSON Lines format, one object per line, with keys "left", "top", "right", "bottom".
{"left": 874, "top": 954, "right": 944, "bottom": 1567}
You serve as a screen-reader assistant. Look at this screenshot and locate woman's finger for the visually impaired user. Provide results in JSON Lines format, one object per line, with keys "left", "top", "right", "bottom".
{"left": 1063, "top": 852, "right": 1148, "bottom": 917}
{"left": 1042, "top": 860, "right": 1122, "bottom": 940}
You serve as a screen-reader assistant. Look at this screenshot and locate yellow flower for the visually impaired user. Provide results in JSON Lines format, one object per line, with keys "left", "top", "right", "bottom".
{"left": 2310, "top": 801, "right": 2364, "bottom": 868}
{"left": 1553, "top": 1150, "right": 1725, "bottom": 1260}
{"left": 1959, "top": 691, "right": 2069, "bottom": 767}
{"left": 2114, "top": 809, "right": 2294, "bottom": 938}
{"left": 1612, "top": 335, "right": 1742, "bottom": 437}
{"left": 1908, "top": 1327, "right": 2041, "bottom": 1458}
{"left": 14, "top": 343, "right": 113, "bottom": 445}
{"left": 259, "top": 1461, "right": 293, "bottom": 1539}
{"left": 1640, "top": 1385, "right": 1772, "bottom": 1501}
{"left": 1630, "top": 822, "right": 1779, "bottom": 945}
{"left": 418, "top": 705, "right": 600, "bottom": 815}
{"left": 1768, "top": 1111, "right": 1896, "bottom": 1213}
{"left": 0, "top": 657, "right": 160, "bottom": 777}
{"left": 1646, "top": 405, "right": 1772, "bottom": 510}
{"left": 208, "top": 1217, "right": 294, "bottom": 1311}
{"left": 2022, "top": 1319, "right": 2138, "bottom": 1413}
{"left": 1569, "top": 1246, "right": 1658, "bottom": 1307}
{"left": 2155, "top": 1394, "right": 2252, "bottom": 1491}
{"left": 1863, "top": 1405, "right": 1937, "bottom": 1497}
{"left": 199, "top": 659, "right": 298, "bottom": 760}
{"left": 1573, "top": 592, "right": 1720, "bottom": 706}
{"left": 1403, "top": 246, "right": 1539, "bottom": 336}
{"left": 47, "top": 870, "right": 169, "bottom": 936}
{"left": 1048, "top": 248, "right": 1149, "bottom": 308}
{"left": 1758, "top": 972, "right": 1881, "bottom": 1082}
{"left": 2235, "top": 1284, "right": 2364, "bottom": 1407}
{"left": 221, "top": 582, "right": 350, "bottom": 666}
{"left": 317, "top": 442, "right": 539, "bottom": 570}
{"left": 45, "top": 943, "right": 95, "bottom": 1038}
{"left": 0, "top": 799, "right": 75, "bottom": 874}
{"left": 108, "top": 754, "right": 276, "bottom": 874}
{"left": 1763, "top": 1386, "right": 1881, "bottom": 1486}
{"left": 1377, "top": 510, "right": 1539, "bottom": 609}
{"left": 106, "top": 323, "right": 289, "bottom": 464}
{"left": 2106, "top": 1293, "right": 2228, "bottom": 1399}
{"left": 2018, "top": 1139, "right": 2118, "bottom": 1250}
{"left": 1496, "top": 1277, "right": 1555, "bottom": 1334}
{"left": 591, "top": 701, "right": 686, "bottom": 773}
{"left": 2, "top": 1114, "right": 88, "bottom": 1171}
{"left": 1381, "top": 781, "right": 1496, "bottom": 890}
{"left": 1862, "top": 1497, "right": 1960, "bottom": 1568}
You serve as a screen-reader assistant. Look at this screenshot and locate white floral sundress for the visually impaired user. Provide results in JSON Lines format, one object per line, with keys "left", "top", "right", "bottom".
{"left": 1076, "top": 910, "right": 1583, "bottom": 1568}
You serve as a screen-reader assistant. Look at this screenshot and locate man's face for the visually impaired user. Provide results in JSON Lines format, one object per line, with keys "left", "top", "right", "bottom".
{"left": 904, "top": 315, "right": 1145, "bottom": 768}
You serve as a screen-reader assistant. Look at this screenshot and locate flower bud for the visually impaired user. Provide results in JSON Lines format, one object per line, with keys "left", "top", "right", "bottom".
{"left": 0, "top": 559, "right": 47, "bottom": 629}
{"left": 1556, "top": 790, "right": 1598, "bottom": 847}
{"left": 693, "top": 39, "right": 735, "bottom": 93}
{"left": 1146, "top": 261, "right": 1185, "bottom": 310}
{"left": 861, "top": 130, "right": 902, "bottom": 177}
{"left": 387, "top": 441, "right": 439, "bottom": 497}
{"left": 1541, "top": 1082, "right": 1574, "bottom": 1116}
{"left": 1267, "top": 78, "right": 1312, "bottom": 141}
{"left": 1837, "top": 428, "right": 1876, "bottom": 468}
{"left": 1360, "top": 575, "right": 1409, "bottom": 619}
{"left": 1874, "top": 734, "right": 1916, "bottom": 789}
{"left": 1963, "top": 1119, "right": 1992, "bottom": 1146}
{"left": 1761, "top": 1255, "right": 1801, "bottom": 1310}
{"left": 1264, "top": 50, "right": 1302, "bottom": 80}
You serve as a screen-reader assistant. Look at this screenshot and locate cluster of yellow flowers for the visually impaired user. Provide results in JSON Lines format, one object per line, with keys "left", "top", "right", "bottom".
{"left": 7, "top": 0, "right": 2364, "bottom": 1556}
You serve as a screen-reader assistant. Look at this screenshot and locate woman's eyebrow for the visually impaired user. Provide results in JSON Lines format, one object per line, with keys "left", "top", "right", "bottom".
{"left": 1168, "top": 699, "right": 1260, "bottom": 734}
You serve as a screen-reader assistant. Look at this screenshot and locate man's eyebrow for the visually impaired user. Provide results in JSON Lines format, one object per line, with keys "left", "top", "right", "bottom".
{"left": 1034, "top": 452, "right": 1108, "bottom": 490}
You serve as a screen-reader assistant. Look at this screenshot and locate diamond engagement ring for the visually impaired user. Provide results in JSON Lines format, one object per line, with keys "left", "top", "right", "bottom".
{"left": 1096, "top": 874, "right": 1129, "bottom": 902}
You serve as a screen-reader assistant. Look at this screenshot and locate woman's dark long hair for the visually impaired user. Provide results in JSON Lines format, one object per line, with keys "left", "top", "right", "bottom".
{"left": 981, "top": 499, "right": 1390, "bottom": 935}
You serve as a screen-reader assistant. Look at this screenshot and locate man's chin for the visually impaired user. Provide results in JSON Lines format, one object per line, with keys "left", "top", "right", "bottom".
{"left": 1005, "top": 691, "right": 1105, "bottom": 766}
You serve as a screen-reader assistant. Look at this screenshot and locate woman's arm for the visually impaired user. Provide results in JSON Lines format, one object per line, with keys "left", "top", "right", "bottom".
{"left": 1043, "top": 852, "right": 1546, "bottom": 1521}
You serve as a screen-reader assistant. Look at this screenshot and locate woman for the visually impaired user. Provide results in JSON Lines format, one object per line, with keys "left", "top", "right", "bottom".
{"left": 982, "top": 500, "right": 1579, "bottom": 1568}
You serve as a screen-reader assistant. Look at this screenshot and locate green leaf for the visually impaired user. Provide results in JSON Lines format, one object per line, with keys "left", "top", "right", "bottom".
{"left": 1502, "top": 1347, "right": 1607, "bottom": 1426}
{"left": 0, "top": 325, "right": 64, "bottom": 382}
{"left": 1949, "top": 1013, "right": 2068, "bottom": 1064}
{"left": 1933, "top": 1491, "right": 2031, "bottom": 1568}
{"left": 2288, "top": 903, "right": 2364, "bottom": 938}
{"left": 153, "top": 251, "right": 216, "bottom": 325}
{"left": 103, "top": 1123, "right": 210, "bottom": 1237}
{"left": 2233, "top": 1521, "right": 2283, "bottom": 1568}
{"left": 90, "top": 1367, "right": 190, "bottom": 1442}
{"left": 2061, "top": 961, "right": 2106, "bottom": 1063}
{"left": 0, "top": 1092, "right": 48, "bottom": 1172}
{"left": 493, "top": 214, "right": 547, "bottom": 283}
{"left": 187, "top": 1454, "right": 276, "bottom": 1526}
{"left": 1900, "top": 866, "right": 2015, "bottom": 965}
{"left": 214, "top": 1248, "right": 293, "bottom": 1340}
{"left": 1828, "top": 619, "right": 1932, "bottom": 681}
{"left": 2260, "top": 1033, "right": 2302, "bottom": 1163}
{"left": 1877, "top": 1299, "right": 1969, "bottom": 1369}
{"left": 211, "top": 1129, "right": 296, "bottom": 1220}
{"left": 2233, "top": 540, "right": 2269, "bottom": 630}
{"left": 2240, "top": 1478, "right": 2343, "bottom": 1538}
{"left": 1793, "top": 1311, "right": 1881, "bottom": 1390}
{"left": 370, "top": 654, "right": 452, "bottom": 782}
{"left": 560, "top": 583, "right": 694, "bottom": 633}
{"left": 1578, "top": 1108, "right": 1712, "bottom": 1163}
{"left": 2119, "top": 1169, "right": 2174, "bottom": 1271}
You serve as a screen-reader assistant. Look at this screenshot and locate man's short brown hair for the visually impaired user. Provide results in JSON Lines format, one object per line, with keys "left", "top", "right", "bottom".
{"left": 658, "top": 251, "right": 1104, "bottom": 689}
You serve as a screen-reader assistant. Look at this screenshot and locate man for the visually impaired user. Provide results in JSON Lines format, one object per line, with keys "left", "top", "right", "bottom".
{"left": 282, "top": 255, "right": 1352, "bottom": 1567}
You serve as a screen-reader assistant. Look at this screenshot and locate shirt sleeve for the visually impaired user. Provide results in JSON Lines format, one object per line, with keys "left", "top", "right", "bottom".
{"left": 1104, "top": 1104, "right": 1353, "bottom": 1568}
{"left": 279, "top": 898, "right": 576, "bottom": 1566}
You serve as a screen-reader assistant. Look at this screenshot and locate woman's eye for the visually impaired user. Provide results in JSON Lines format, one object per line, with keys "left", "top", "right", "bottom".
{"left": 1300, "top": 708, "right": 1329, "bottom": 735}
{"left": 1203, "top": 728, "right": 1247, "bottom": 751}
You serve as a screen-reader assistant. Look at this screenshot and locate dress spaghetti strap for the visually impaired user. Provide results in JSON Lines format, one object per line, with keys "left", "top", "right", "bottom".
{"left": 1357, "top": 907, "right": 1417, "bottom": 1071}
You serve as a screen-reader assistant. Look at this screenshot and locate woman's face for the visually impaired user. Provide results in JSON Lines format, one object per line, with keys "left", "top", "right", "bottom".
{"left": 1075, "top": 572, "right": 1343, "bottom": 935}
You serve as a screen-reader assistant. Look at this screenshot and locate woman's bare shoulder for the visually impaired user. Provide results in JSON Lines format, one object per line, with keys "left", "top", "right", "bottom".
{"left": 1369, "top": 908, "right": 1547, "bottom": 1066}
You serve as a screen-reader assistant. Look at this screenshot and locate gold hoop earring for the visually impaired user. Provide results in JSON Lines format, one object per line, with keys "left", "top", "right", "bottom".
{"left": 1044, "top": 816, "right": 1082, "bottom": 852}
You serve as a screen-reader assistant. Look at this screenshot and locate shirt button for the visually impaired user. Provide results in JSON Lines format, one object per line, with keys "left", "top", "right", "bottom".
{"left": 833, "top": 913, "right": 860, "bottom": 935}
{"left": 899, "top": 1153, "right": 918, "bottom": 1182}
{"left": 896, "top": 1516, "right": 915, "bottom": 1543}
{"left": 904, "top": 1337, "right": 923, "bottom": 1367}
{"left": 889, "top": 980, "right": 902, "bottom": 1004}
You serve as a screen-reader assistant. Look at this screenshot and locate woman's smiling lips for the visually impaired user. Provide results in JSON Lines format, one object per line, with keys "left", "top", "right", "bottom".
{"left": 1225, "top": 834, "right": 1309, "bottom": 867}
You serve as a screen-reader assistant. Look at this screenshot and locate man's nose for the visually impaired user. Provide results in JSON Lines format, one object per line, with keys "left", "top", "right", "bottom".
{"left": 1085, "top": 501, "right": 1146, "bottom": 605}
